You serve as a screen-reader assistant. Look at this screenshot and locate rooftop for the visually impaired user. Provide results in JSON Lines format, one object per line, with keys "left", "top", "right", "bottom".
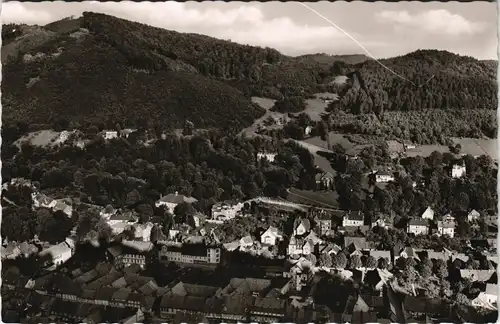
{"left": 157, "top": 192, "right": 198, "bottom": 205}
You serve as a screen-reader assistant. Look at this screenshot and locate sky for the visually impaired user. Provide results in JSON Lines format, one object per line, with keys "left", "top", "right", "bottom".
{"left": 2, "top": 1, "right": 498, "bottom": 60}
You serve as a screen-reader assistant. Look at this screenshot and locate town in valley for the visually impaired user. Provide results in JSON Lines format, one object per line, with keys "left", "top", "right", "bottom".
{"left": 1, "top": 2, "right": 498, "bottom": 324}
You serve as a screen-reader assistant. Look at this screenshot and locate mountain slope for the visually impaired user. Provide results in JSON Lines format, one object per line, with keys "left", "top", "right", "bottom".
{"left": 2, "top": 13, "right": 497, "bottom": 133}
{"left": 340, "top": 50, "right": 497, "bottom": 114}
{"left": 2, "top": 16, "right": 265, "bottom": 129}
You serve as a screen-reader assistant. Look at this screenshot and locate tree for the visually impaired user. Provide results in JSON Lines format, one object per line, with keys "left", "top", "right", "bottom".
{"left": 332, "top": 252, "right": 348, "bottom": 269}
{"left": 173, "top": 202, "right": 196, "bottom": 224}
{"left": 125, "top": 189, "right": 142, "bottom": 207}
{"left": 364, "top": 255, "right": 377, "bottom": 268}
{"left": 348, "top": 255, "right": 362, "bottom": 269}
{"left": 183, "top": 120, "right": 195, "bottom": 136}
{"left": 455, "top": 293, "right": 470, "bottom": 306}
{"left": 378, "top": 257, "right": 389, "bottom": 269}
{"left": 318, "top": 253, "right": 333, "bottom": 267}
{"left": 433, "top": 259, "right": 449, "bottom": 279}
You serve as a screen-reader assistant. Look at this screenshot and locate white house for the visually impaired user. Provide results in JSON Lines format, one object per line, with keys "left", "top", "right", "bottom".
{"left": 304, "top": 126, "right": 313, "bottom": 136}
{"left": 102, "top": 130, "right": 118, "bottom": 140}
{"left": 39, "top": 241, "right": 74, "bottom": 268}
{"left": 421, "top": 207, "right": 434, "bottom": 220}
{"left": 239, "top": 236, "right": 254, "bottom": 249}
{"left": 211, "top": 201, "right": 244, "bottom": 222}
{"left": 260, "top": 226, "right": 282, "bottom": 246}
{"left": 133, "top": 223, "right": 154, "bottom": 241}
{"left": 155, "top": 192, "right": 198, "bottom": 214}
{"left": 293, "top": 219, "right": 311, "bottom": 236}
{"left": 407, "top": 218, "right": 429, "bottom": 235}
{"left": 100, "top": 205, "right": 118, "bottom": 220}
{"left": 468, "top": 209, "right": 481, "bottom": 222}
{"left": 342, "top": 211, "right": 364, "bottom": 227}
{"left": 287, "top": 238, "right": 314, "bottom": 256}
{"left": 257, "top": 152, "right": 277, "bottom": 163}
{"left": 53, "top": 200, "right": 73, "bottom": 218}
{"left": 31, "top": 193, "right": 57, "bottom": 209}
{"left": 472, "top": 284, "right": 498, "bottom": 310}
{"left": 375, "top": 170, "right": 394, "bottom": 183}
{"left": 437, "top": 220, "right": 455, "bottom": 238}
{"left": 451, "top": 164, "right": 466, "bottom": 178}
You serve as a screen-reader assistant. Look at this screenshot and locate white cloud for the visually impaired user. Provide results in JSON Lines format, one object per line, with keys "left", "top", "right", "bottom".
{"left": 376, "top": 9, "right": 486, "bottom": 36}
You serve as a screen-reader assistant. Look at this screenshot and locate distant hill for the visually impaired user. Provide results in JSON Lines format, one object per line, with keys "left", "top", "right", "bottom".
{"left": 2, "top": 12, "right": 497, "bottom": 133}
{"left": 340, "top": 49, "right": 497, "bottom": 114}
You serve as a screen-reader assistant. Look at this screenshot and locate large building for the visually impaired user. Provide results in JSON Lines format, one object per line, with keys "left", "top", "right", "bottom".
{"left": 159, "top": 243, "right": 221, "bottom": 265}
{"left": 155, "top": 192, "right": 198, "bottom": 214}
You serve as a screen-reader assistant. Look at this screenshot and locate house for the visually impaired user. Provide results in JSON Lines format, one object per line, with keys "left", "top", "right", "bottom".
{"left": 159, "top": 243, "right": 221, "bottom": 265}
{"left": 240, "top": 235, "right": 254, "bottom": 249}
{"left": 318, "top": 243, "right": 341, "bottom": 255}
{"left": 100, "top": 205, "right": 118, "bottom": 219}
{"left": 260, "top": 226, "right": 282, "bottom": 246}
{"left": 472, "top": 284, "right": 498, "bottom": 310}
{"left": 293, "top": 218, "right": 311, "bottom": 236}
{"left": 106, "top": 245, "right": 151, "bottom": 270}
{"left": 32, "top": 192, "right": 57, "bottom": 209}
{"left": 132, "top": 223, "right": 154, "bottom": 241}
{"left": 368, "top": 250, "right": 391, "bottom": 263}
{"left": 371, "top": 215, "right": 387, "bottom": 228}
{"left": 344, "top": 236, "right": 369, "bottom": 254}
{"left": 119, "top": 128, "right": 137, "bottom": 139}
{"left": 187, "top": 213, "right": 206, "bottom": 228}
{"left": 451, "top": 164, "right": 466, "bottom": 178}
{"left": 395, "top": 247, "right": 422, "bottom": 263}
{"left": 437, "top": 220, "right": 455, "bottom": 238}
{"left": 315, "top": 171, "right": 334, "bottom": 190}
{"left": 421, "top": 207, "right": 435, "bottom": 220}
{"left": 364, "top": 269, "right": 393, "bottom": 294}
{"left": 257, "top": 152, "right": 277, "bottom": 163}
{"left": 53, "top": 200, "right": 73, "bottom": 218}
{"left": 39, "top": 241, "right": 74, "bottom": 268}
{"left": 403, "top": 142, "right": 416, "bottom": 150}
{"left": 107, "top": 211, "right": 138, "bottom": 226}
{"left": 287, "top": 237, "right": 314, "bottom": 256}
{"left": 210, "top": 201, "right": 244, "bottom": 222}
{"left": 375, "top": 170, "right": 394, "bottom": 183}
{"left": 485, "top": 213, "right": 498, "bottom": 226}
{"left": 312, "top": 209, "right": 333, "bottom": 236}
{"left": 342, "top": 211, "right": 364, "bottom": 227}
{"left": 305, "top": 126, "right": 313, "bottom": 136}
{"left": 1, "top": 243, "right": 21, "bottom": 260}
{"left": 155, "top": 192, "right": 198, "bottom": 214}
{"left": 467, "top": 209, "right": 481, "bottom": 222}
{"left": 342, "top": 294, "right": 377, "bottom": 323}
{"left": 459, "top": 270, "right": 496, "bottom": 282}
{"left": 407, "top": 218, "right": 429, "bottom": 235}
{"left": 102, "top": 130, "right": 118, "bottom": 140}
{"left": 304, "top": 230, "right": 322, "bottom": 246}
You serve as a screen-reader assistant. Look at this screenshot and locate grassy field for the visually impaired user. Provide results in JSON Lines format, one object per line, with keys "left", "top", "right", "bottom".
{"left": 287, "top": 188, "right": 339, "bottom": 209}
{"left": 404, "top": 138, "right": 497, "bottom": 159}
{"left": 300, "top": 92, "right": 339, "bottom": 122}
{"left": 14, "top": 130, "right": 62, "bottom": 148}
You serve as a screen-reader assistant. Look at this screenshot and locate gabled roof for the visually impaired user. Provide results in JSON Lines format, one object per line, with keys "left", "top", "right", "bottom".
{"left": 369, "top": 250, "right": 391, "bottom": 260}
{"left": 344, "top": 211, "right": 364, "bottom": 221}
{"left": 39, "top": 241, "right": 72, "bottom": 258}
{"left": 294, "top": 218, "right": 311, "bottom": 232}
{"left": 421, "top": 207, "right": 434, "bottom": 219}
{"left": 408, "top": 218, "right": 429, "bottom": 227}
{"left": 460, "top": 270, "right": 495, "bottom": 282}
{"left": 437, "top": 221, "right": 455, "bottom": 229}
{"left": 344, "top": 236, "right": 368, "bottom": 250}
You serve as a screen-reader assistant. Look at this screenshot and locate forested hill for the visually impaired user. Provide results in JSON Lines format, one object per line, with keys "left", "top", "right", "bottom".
{"left": 2, "top": 12, "right": 497, "bottom": 132}
{"left": 340, "top": 50, "right": 497, "bottom": 114}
